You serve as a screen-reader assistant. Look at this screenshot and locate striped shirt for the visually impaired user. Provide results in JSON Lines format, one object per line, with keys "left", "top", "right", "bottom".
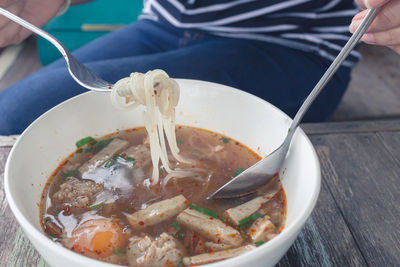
{"left": 140, "top": 0, "right": 361, "bottom": 67}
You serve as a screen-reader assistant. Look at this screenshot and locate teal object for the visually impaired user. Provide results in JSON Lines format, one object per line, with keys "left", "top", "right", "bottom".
{"left": 38, "top": 0, "right": 143, "bottom": 65}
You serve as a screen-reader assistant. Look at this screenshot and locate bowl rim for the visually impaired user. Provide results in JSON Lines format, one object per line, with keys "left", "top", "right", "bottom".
{"left": 4, "top": 78, "right": 321, "bottom": 266}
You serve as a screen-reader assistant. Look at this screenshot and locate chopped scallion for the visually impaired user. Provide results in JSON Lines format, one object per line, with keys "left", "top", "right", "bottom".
{"left": 176, "top": 140, "right": 183, "bottom": 145}
{"left": 62, "top": 169, "right": 78, "bottom": 178}
{"left": 238, "top": 213, "right": 261, "bottom": 226}
{"left": 125, "top": 156, "right": 135, "bottom": 162}
{"left": 83, "top": 138, "right": 113, "bottom": 153}
{"left": 87, "top": 201, "right": 105, "bottom": 210}
{"left": 75, "top": 136, "right": 96, "bottom": 148}
{"left": 113, "top": 248, "right": 126, "bottom": 257}
{"left": 173, "top": 233, "right": 185, "bottom": 239}
{"left": 255, "top": 241, "right": 265, "bottom": 246}
{"left": 172, "top": 221, "right": 181, "bottom": 231}
{"left": 104, "top": 158, "right": 116, "bottom": 168}
{"left": 222, "top": 137, "right": 230, "bottom": 143}
{"left": 234, "top": 168, "right": 245, "bottom": 177}
{"left": 188, "top": 204, "right": 219, "bottom": 218}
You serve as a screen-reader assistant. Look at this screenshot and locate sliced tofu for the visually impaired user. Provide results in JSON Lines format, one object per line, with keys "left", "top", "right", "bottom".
{"left": 247, "top": 215, "right": 275, "bottom": 242}
{"left": 225, "top": 192, "right": 276, "bottom": 225}
{"left": 79, "top": 138, "right": 129, "bottom": 174}
{"left": 183, "top": 245, "right": 255, "bottom": 266}
{"left": 177, "top": 208, "right": 243, "bottom": 247}
{"left": 127, "top": 195, "right": 187, "bottom": 230}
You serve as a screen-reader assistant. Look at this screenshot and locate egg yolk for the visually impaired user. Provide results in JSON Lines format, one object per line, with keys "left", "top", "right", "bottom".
{"left": 68, "top": 219, "right": 126, "bottom": 258}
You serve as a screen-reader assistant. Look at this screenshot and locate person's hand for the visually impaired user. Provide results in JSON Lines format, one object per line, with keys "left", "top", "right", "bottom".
{"left": 350, "top": 0, "right": 400, "bottom": 54}
{"left": 0, "top": 0, "right": 64, "bottom": 47}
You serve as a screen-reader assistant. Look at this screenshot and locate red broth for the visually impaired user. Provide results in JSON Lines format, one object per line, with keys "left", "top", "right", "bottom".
{"left": 40, "top": 126, "right": 286, "bottom": 266}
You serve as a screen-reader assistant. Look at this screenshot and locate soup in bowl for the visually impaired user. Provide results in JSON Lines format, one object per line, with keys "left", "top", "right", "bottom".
{"left": 5, "top": 79, "right": 320, "bottom": 267}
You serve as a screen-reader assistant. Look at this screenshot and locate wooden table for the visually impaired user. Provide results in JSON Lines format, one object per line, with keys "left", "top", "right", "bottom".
{"left": 1, "top": 120, "right": 399, "bottom": 266}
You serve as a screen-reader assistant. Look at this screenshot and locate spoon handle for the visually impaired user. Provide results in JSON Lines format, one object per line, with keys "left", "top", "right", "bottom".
{"left": 288, "top": 8, "right": 380, "bottom": 137}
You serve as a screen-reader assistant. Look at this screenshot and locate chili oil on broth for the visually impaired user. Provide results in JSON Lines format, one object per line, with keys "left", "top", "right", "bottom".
{"left": 40, "top": 126, "right": 287, "bottom": 266}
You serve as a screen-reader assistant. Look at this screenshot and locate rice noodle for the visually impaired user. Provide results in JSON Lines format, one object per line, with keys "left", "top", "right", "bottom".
{"left": 110, "top": 70, "right": 183, "bottom": 185}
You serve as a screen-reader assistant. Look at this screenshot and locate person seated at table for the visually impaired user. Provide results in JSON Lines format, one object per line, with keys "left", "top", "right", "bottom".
{"left": 0, "top": 0, "right": 399, "bottom": 135}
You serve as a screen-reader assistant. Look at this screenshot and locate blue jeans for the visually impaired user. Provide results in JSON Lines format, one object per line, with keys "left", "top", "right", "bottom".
{"left": 0, "top": 19, "right": 352, "bottom": 135}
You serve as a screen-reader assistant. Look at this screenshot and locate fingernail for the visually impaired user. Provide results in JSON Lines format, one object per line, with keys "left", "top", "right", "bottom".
{"left": 361, "top": 33, "right": 375, "bottom": 43}
{"left": 349, "top": 19, "right": 362, "bottom": 33}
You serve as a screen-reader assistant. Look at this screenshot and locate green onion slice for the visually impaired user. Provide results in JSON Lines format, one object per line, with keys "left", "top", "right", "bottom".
{"left": 173, "top": 233, "right": 185, "bottom": 239}
{"left": 188, "top": 204, "right": 219, "bottom": 218}
{"left": 84, "top": 138, "right": 113, "bottom": 153}
{"left": 172, "top": 221, "right": 181, "bottom": 231}
{"left": 104, "top": 158, "right": 116, "bottom": 168}
{"left": 125, "top": 156, "right": 135, "bottom": 162}
{"left": 87, "top": 201, "right": 105, "bottom": 210}
{"left": 222, "top": 137, "right": 230, "bottom": 143}
{"left": 113, "top": 248, "right": 126, "bottom": 257}
{"left": 255, "top": 240, "right": 265, "bottom": 246}
{"left": 239, "top": 213, "right": 261, "bottom": 226}
{"left": 234, "top": 168, "right": 245, "bottom": 177}
{"left": 75, "top": 136, "right": 96, "bottom": 148}
{"left": 62, "top": 169, "right": 78, "bottom": 178}
{"left": 176, "top": 140, "right": 183, "bottom": 145}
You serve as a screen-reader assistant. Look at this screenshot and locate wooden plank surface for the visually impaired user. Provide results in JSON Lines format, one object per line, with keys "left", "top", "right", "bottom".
{"left": 333, "top": 44, "right": 400, "bottom": 121}
{"left": 311, "top": 132, "right": 400, "bottom": 266}
{"left": 1, "top": 120, "right": 400, "bottom": 266}
{"left": 302, "top": 119, "right": 400, "bottom": 135}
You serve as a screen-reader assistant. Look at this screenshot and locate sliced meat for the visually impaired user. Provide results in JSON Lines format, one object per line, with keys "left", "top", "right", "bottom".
{"left": 177, "top": 208, "right": 243, "bottom": 247}
{"left": 126, "top": 195, "right": 187, "bottom": 230}
{"left": 183, "top": 245, "right": 255, "bottom": 266}
{"left": 204, "top": 241, "right": 233, "bottom": 252}
{"left": 79, "top": 138, "right": 129, "bottom": 174}
{"left": 247, "top": 215, "right": 275, "bottom": 242}
{"left": 127, "top": 233, "right": 184, "bottom": 267}
{"left": 123, "top": 144, "right": 151, "bottom": 168}
{"left": 183, "top": 230, "right": 200, "bottom": 255}
{"left": 225, "top": 192, "right": 276, "bottom": 225}
{"left": 52, "top": 177, "right": 103, "bottom": 209}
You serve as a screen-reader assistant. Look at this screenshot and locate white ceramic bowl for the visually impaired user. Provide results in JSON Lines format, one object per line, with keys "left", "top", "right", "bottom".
{"left": 5, "top": 79, "right": 320, "bottom": 267}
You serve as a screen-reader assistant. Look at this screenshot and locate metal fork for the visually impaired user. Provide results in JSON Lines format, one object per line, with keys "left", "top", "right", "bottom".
{"left": 0, "top": 7, "right": 112, "bottom": 92}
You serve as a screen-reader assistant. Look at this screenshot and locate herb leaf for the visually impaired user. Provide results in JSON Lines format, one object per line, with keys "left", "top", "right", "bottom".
{"left": 188, "top": 204, "right": 219, "bottom": 218}
{"left": 172, "top": 221, "right": 181, "bottom": 231}
{"left": 62, "top": 169, "right": 78, "bottom": 178}
{"left": 76, "top": 136, "right": 96, "bottom": 148}
{"left": 87, "top": 201, "right": 105, "bottom": 210}
{"left": 234, "top": 168, "right": 245, "bottom": 177}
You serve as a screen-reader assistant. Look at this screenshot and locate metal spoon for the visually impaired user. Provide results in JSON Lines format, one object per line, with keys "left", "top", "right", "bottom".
{"left": 0, "top": 7, "right": 112, "bottom": 92}
{"left": 208, "top": 7, "right": 381, "bottom": 199}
